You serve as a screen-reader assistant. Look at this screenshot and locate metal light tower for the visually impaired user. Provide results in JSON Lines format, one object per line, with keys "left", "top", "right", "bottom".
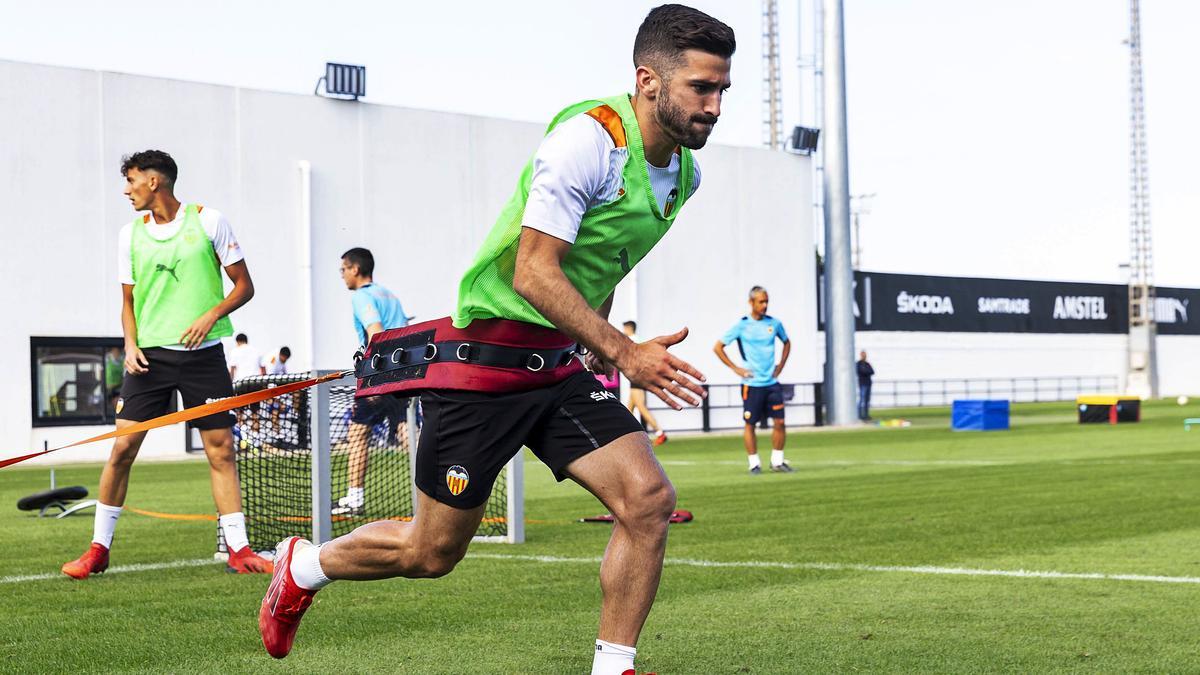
{"left": 761, "top": 0, "right": 784, "bottom": 149}
{"left": 1126, "top": 0, "right": 1158, "bottom": 399}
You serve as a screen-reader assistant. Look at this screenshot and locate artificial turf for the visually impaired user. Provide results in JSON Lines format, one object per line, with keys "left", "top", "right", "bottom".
{"left": 1, "top": 399, "right": 1198, "bottom": 673}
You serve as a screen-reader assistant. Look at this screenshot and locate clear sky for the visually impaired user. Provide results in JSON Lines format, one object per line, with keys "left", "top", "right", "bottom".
{"left": 2, "top": 0, "right": 1195, "bottom": 286}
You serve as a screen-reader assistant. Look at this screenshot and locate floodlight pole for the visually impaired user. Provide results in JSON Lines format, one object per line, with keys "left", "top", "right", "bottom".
{"left": 822, "top": 0, "right": 857, "bottom": 426}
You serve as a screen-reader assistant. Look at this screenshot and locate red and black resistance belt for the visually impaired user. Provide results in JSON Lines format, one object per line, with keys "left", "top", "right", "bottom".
{"left": 355, "top": 317, "right": 585, "bottom": 397}
{"left": 1, "top": 317, "right": 583, "bottom": 469}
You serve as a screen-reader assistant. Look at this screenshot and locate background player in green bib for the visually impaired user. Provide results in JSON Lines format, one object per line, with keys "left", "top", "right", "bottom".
{"left": 62, "top": 150, "right": 273, "bottom": 579}
{"left": 260, "top": 6, "right": 736, "bottom": 673}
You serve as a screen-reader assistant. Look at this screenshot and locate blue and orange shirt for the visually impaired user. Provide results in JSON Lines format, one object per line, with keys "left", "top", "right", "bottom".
{"left": 351, "top": 283, "right": 408, "bottom": 345}
{"left": 721, "top": 315, "right": 789, "bottom": 387}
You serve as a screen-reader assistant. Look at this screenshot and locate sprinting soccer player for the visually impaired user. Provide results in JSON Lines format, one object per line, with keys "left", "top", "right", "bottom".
{"left": 260, "top": 6, "right": 734, "bottom": 673}
{"left": 622, "top": 320, "right": 668, "bottom": 446}
{"left": 334, "top": 247, "right": 410, "bottom": 516}
{"left": 62, "top": 150, "right": 273, "bottom": 578}
{"left": 713, "top": 285, "right": 793, "bottom": 474}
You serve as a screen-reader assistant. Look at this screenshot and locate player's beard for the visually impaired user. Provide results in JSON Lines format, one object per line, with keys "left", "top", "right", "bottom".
{"left": 654, "top": 82, "right": 718, "bottom": 150}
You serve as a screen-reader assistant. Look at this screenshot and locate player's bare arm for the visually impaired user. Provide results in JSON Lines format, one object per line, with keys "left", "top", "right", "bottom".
{"left": 513, "top": 226, "right": 706, "bottom": 409}
{"left": 180, "top": 260, "right": 255, "bottom": 349}
{"left": 713, "top": 340, "right": 751, "bottom": 379}
{"left": 584, "top": 293, "right": 618, "bottom": 375}
{"left": 773, "top": 339, "right": 792, "bottom": 378}
{"left": 120, "top": 283, "right": 149, "bottom": 374}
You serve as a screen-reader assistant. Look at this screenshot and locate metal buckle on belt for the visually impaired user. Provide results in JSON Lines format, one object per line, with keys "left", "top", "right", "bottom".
{"left": 526, "top": 353, "right": 545, "bottom": 371}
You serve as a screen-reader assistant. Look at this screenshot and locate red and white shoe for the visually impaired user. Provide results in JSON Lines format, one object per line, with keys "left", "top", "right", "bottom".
{"left": 259, "top": 537, "right": 318, "bottom": 659}
{"left": 652, "top": 432, "right": 668, "bottom": 447}
{"left": 61, "top": 542, "right": 109, "bottom": 579}
{"left": 227, "top": 546, "right": 274, "bottom": 574}
{"left": 621, "top": 670, "right": 657, "bottom": 675}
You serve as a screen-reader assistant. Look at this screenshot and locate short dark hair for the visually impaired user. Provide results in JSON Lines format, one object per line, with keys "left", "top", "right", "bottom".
{"left": 236, "top": 333, "right": 248, "bottom": 344}
{"left": 120, "top": 150, "right": 178, "bottom": 185}
{"left": 279, "top": 346, "right": 291, "bottom": 359}
{"left": 342, "top": 247, "right": 374, "bottom": 278}
{"left": 623, "top": 320, "right": 638, "bottom": 332}
{"left": 749, "top": 285, "right": 767, "bottom": 299}
{"left": 633, "top": 4, "right": 736, "bottom": 75}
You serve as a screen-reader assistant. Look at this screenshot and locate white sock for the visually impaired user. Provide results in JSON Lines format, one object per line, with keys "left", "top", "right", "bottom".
{"left": 290, "top": 542, "right": 332, "bottom": 590}
{"left": 346, "top": 486, "right": 365, "bottom": 507}
{"left": 655, "top": 429, "right": 665, "bottom": 437}
{"left": 748, "top": 453, "right": 761, "bottom": 470}
{"left": 219, "top": 512, "right": 250, "bottom": 552}
{"left": 771, "top": 449, "right": 785, "bottom": 466}
{"left": 91, "top": 502, "right": 122, "bottom": 548}
{"left": 592, "top": 639, "right": 636, "bottom": 675}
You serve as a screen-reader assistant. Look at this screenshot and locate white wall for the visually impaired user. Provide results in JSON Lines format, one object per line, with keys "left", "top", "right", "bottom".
{"left": 0, "top": 59, "right": 816, "bottom": 463}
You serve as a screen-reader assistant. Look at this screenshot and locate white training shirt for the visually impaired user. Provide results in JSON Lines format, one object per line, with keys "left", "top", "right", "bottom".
{"left": 522, "top": 114, "right": 702, "bottom": 244}
{"left": 228, "top": 344, "right": 263, "bottom": 379}
{"left": 116, "top": 203, "right": 245, "bottom": 351}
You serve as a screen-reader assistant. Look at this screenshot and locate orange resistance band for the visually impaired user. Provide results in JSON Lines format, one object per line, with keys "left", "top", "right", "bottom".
{"left": 1, "top": 370, "right": 351, "bottom": 469}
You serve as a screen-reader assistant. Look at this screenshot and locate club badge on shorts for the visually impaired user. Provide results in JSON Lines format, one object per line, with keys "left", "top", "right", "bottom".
{"left": 116, "top": 398, "right": 124, "bottom": 414}
{"left": 446, "top": 465, "right": 470, "bottom": 496}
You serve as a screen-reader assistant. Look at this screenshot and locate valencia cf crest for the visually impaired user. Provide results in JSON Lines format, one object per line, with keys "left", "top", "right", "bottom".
{"left": 446, "top": 465, "right": 470, "bottom": 496}
{"left": 116, "top": 398, "right": 124, "bottom": 414}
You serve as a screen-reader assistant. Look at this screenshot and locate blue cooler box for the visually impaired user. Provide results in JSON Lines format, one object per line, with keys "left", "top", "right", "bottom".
{"left": 951, "top": 399, "right": 1010, "bottom": 431}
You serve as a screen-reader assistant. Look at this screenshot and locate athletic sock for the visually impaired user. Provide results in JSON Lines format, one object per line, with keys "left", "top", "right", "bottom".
{"left": 771, "top": 449, "right": 785, "bottom": 466}
{"left": 219, "top": 512, "right": 251, "bottom": 552}
{"left": 291, "top": 542, "right": 332, "bottom": 590}
{"left": 591, "top": 639, "right": 636, "bottom": 675}
{"left": 655, "top": 429, "right": 665, "bottom": 437}
{"left": 346, "top": 486, "right": 365, "bottom": 507}
{"left": 91, "top": 502, "right": 122, "bottom": 548}
{"left": 748, "top": 453, "right": 761, "bottom": 470}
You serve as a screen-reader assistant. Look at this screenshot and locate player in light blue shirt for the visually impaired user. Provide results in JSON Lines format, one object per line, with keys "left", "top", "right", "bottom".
{"left": 714, "top": 286, "right": 793, "bottom": 474}
{"left": 337, "top": 247, "right": 410, "bottom": 515}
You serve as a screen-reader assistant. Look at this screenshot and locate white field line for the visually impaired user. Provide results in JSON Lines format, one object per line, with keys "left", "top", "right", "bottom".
{"left": 0, "top": 557, "right": 215, "bottom": 584}
{"left": 660, "top": 459, "right": 1200, "bottom": 467}
{"left": 7, "top": 552, "right": 1199, "bottom": 587}
{"left": 660, "top": 459, "right": 1006, "bottom": 467}
{"left": 467, "top": 553, "right": 1200, "bottom": 585}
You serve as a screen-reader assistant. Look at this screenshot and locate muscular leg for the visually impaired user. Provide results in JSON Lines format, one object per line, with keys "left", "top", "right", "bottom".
{"left": 565, "top": 431, "right": 676, "bottom": 647}
{"left": 743, "top": 422, "right": 757, "bottom": 456}
{"left": 346, "top": 422, "right": 371, "bottom": 490}
{"left": 201, "top": 427, "right": 242, "bottom": 515}
{"left": 97, "top": 420, "right": 148, "bottom": 506}
{"left": 772, "top": 418, "right": 786, "bottom": 451}
{"left": 317, "top": 490, "right": 485, "bottom": 580}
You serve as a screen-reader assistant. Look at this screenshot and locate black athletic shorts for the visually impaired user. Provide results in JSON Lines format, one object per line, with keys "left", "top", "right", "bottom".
{"left": 116, "top": 344, "right": 235, "bottom": 429}
{"left": 415, "top": 370, "right": 644, "bottom": 509}
{"left": 742, "top": 383, "right": 786, "bottom": 426}
{"left": 352, "top": 394, "right": 406, "bottom": 426}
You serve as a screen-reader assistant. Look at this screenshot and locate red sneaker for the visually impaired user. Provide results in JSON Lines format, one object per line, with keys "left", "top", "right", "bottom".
{"left": 259, "top": 537, "right": 318, "bottom": 659}
{"left": 227, "top": 546, "right": 274, "bottom": 574}
{"left": 653, "top": 432, "right": 668, "bottom": 447}
{"left": 621, "top": 670, "right": 656, "bottom": 674}
{"left": 61, "top": 542, "right": 109, "bottom": 579}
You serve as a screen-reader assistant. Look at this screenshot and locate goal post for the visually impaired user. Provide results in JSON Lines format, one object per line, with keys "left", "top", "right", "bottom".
{"left": 217, "top": 372, "right": 523, "bottom": 556}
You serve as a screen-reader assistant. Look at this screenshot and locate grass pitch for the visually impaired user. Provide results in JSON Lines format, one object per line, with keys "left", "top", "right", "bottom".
{"left": 2, "top": 399, "right": 1199, "bottom": 673}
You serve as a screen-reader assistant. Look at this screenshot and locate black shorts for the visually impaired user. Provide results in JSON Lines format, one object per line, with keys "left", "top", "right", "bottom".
{"left": 116, "top": 344, "right": 235, "bottom": 430}
{"left": 352, "top": 394, "right": 406, "bottom": 426}
{"left": 415, "top": 370, "right": 644, "bottom": 509}
{"left": 742, "top": 384, "right": 786, "bottom": 426}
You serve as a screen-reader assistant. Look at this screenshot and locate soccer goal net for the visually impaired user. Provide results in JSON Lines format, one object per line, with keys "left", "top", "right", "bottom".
{"left": 217, "top": 372, "right": 522, "bottom": 556}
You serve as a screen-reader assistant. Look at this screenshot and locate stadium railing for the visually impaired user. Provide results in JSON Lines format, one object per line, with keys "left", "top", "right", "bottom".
{"left": 639, "top": 374, "right": 1120, "bottom": 432}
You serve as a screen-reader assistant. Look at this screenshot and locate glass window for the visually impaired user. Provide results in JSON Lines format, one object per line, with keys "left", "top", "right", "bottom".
{"left": 30, "top": 337, "right": 124, "bottom": 427}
